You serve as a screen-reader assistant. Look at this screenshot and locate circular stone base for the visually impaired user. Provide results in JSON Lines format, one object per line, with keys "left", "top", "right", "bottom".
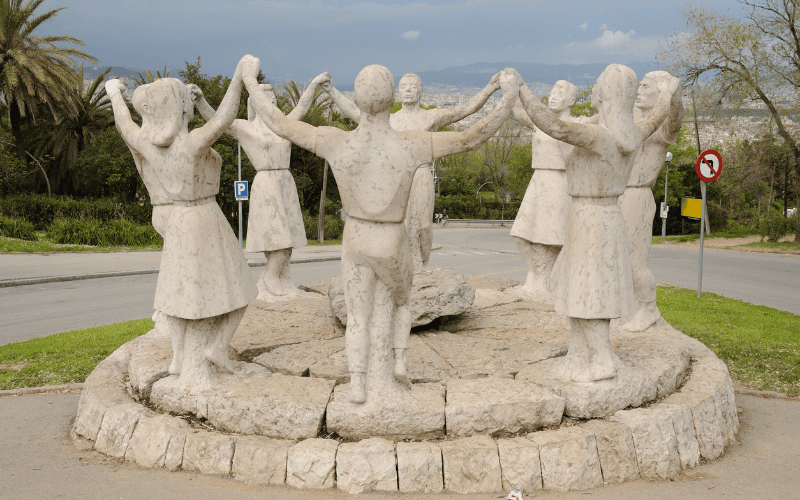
{"left": 73, "top": 277, "right": 739, "bottom": 494}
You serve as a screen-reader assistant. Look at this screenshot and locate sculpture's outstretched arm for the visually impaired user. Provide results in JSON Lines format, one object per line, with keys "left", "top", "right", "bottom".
{"left": 321, "top": 76, "right": 360, "bottom": 123}
{"left": 432, "top": 73, "right": 500, "bottom": 130}
{"left": 664, "top": 87, "right": 684, "bottom": 140}
{"left": 105, "top": 79, "right": 143, "bottom": 149}
{"left": 512, "top": 97, "right": 536, "bottom": 130}
{"left": 286, "top": 72, "right": 329, "bottom": 121}
{"left": 431, "top": 69, "right": 517, "bottom": 158}
{"left": 518, "top": 75, "right": 596, "bottom": 149}
{"left": 187, "top": 84, "right": 247, "bottom": 139}
{"left": 189, "top": 60, "right": 245, "bottom": 149}
{"left": 636, "top": 76, "right": 680, "bottom": 144}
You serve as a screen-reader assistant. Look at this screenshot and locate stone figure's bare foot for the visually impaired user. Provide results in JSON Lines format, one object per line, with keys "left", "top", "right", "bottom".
{"left": 620, "top": 301, "right": 661, "bottom": 332}
{"left": 350, "top": 372, "right": 367, "bottom": 404}
{"left": 393, "top": 348, "right": 411, "bottom": 388}
{"left": 260, "top": 275, "right": 286, "bottom": 297}
{"left": 168, "top": 352, "right": 183, "bottom": 376}
{"left": 521, "top": 275, "right": 553, "bottom": 302}
{"left": 588, "top": 353, "right": 619, "bottom": 381}
{"left": 204, "top": 346, "right": 234, "bottom": 374}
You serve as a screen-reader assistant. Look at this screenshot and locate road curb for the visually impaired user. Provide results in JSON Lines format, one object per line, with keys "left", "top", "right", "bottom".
{"left": 734, "top": 388, "right": 800, "bottom": 401}
{"left": 0, "top": 383, "right": 84, "bottom": 397}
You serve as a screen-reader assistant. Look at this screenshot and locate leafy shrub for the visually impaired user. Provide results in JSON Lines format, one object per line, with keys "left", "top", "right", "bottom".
{"left": 0, "top": 195, "right": 152, "bottom": 229}
{"left": 758, "top": 208, "right": 791, "bottom": 242}
{"left": 788, "top": 211, "right": 800, "bottom": 242}
{"left": 0, "top": 216, "right": 37, "bottom": 240}
{"left": 303, "top": 211, "right": 345, "bottom": 240}
{"left": 434, "top": 195, "right": 520, "bottom": 220}
{"left": 46, "top": 218, "right": 162, "bottom": 247}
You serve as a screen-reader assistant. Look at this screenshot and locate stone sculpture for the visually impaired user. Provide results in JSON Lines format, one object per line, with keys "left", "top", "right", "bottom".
{"left": 324, "top": 72, "right": 501, "bottom": 268}
{"left": 510, "top": 80, "right": 580, "bottom": 300}
{"left": 241, "top": 54, "right": 519, "bottom": 403}
{"left": 618, "top": 71, "right": 683, "bottom": 331}
{"left": 105, "top": 63, "right": 257, "bottom": 385}
{"left": 191, "top": 74, "right": 330, "bottom": 301}
{"left": 515, "top": 65, "right": 679, "bottom": 382}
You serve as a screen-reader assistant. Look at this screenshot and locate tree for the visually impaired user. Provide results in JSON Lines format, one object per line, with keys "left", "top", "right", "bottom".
{"left": 0, "top": 0, "right": 96, "bottom": 165}
{"left": 479, "top": 117, "right": 524, "bottom": 204}
{"left": 131, "top": 66, "right": 170, "bottom": 86}
{"left": 658, "top": 1, "right": 800, "bottom": 240}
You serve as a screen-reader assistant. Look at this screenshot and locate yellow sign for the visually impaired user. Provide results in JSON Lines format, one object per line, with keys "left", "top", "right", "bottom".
{"left": 681, "top": 197, "right": 702, "bottom": 219}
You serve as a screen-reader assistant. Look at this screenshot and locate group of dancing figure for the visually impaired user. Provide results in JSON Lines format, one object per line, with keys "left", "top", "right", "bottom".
{"left": 106, "top": 54, "right": 681, "bottom": 404}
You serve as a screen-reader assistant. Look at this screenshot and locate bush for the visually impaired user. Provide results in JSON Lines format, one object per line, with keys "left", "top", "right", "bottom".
{"left": 758, "top": 208, "right": 791, "bottom": 242}
{"left": 0, "top": 216, "right": 37, "bottom": 240}
{"left": 434, "top": 195, "right": 521, "bottom": 220}
{"left": 46, "top": 218, "right": 162, "bottom": 247}
{"left": 0, "top": 195, "right": 152, "bottom": 229}
{"left": 302, "top": 211, "right": 345, "bottom": 241}
{"left": 788, "top": 211, "right": 800, "bottom": 242}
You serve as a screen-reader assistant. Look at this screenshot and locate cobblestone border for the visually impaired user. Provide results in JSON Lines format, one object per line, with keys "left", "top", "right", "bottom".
{"left": 0, "top": 383, "right": 84, "bottom": 397}
{"left": 71, "top": 327, "right": 739, "bottom": 494}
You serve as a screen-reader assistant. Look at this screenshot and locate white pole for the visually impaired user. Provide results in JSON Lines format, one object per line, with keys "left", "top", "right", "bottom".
{"left": 697, "top": 181, "right": 706, "bottom": 298}
{"left": 238, "top": 142, "right": 243, "bottom": 249}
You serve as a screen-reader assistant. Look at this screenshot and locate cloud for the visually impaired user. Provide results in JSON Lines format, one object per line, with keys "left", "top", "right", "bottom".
{"left": 402, "top": 30, "right": 421, "bottom": 41}
{"left": 591, "top": 30, "right": 636, "bottom": 51}
{"left": 579, "top": 22, "right": 588, "bottom": 31}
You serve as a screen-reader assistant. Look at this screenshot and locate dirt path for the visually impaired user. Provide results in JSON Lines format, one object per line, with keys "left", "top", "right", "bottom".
{"left": 655, "top": 234, "right": 800, "bottom": 255}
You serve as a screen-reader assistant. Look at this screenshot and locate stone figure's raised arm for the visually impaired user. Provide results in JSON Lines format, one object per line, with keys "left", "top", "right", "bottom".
{"left": 431, "top": 73, "right": 500, "bottom": 130}
{"left": 321, "top": 76, "right": 360, "bottom": 123}
{"left": 512, "top": 97, "right": 536, "bottom": 130}
{"left": 663, "top": 86, "right": 684, "bottom": 141}
{"left": 105, "top": 79, "right": 143, "bottom": 148}
{"left": 517, "top": 75, "right": 596, "bottom": 149}
{"left": 431, "top": 68, "right": 518, "bottom": 159}
{"left": 187, "top": 84, "right": 248, "bottom": 141}
{"left": 286, "top": 73, "right": 330, "bottom": 121}
{"left": 635, "top": 76, "right": 680, "bottom": 144}
{"left": 188, "top": 60, "right": 245, "bottom": 149}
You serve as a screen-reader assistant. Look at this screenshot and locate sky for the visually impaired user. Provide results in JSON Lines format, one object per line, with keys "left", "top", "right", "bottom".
{"left": 43, "top": 0, "right": 743, "bottom": 85}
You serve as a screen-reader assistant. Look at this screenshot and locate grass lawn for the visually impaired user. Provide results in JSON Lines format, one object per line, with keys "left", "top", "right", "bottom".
{"left": 2, "top": 287, "right": 798, "bottom": 395}
{"left": 307, "top": 239, "right": 342, "bottom": 246}
{"left": 1, "top": 234, "right": 162, "bottom": 253}
{"left": 736, "top": 240, "right": 800, "bottom": 253}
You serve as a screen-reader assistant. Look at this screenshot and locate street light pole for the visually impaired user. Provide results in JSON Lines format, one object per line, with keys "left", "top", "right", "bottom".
{"left": 662, "top": 151, "right": 673, "bottom": 242}
{"left": 476, "top": 182, "right": 492, "bottom": 208}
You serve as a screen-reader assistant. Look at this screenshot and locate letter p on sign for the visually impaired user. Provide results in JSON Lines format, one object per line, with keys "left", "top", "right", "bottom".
{"left": 235, "top": 181, "right": 249, "bottom": 201}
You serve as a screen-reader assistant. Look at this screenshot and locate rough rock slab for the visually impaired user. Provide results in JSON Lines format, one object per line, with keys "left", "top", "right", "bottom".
{"left": 685, "top": 358, "right": 739, "bottom": 445}
{"left": 299, "top": 277, "right": 334, "bottom": 297}
{"left": 497, "top": 437, "right": 543, "bottom": 492}
{"left": 516, "top": 330, "right": 691, "bottom": 418}
{"left": 232, "top": 436, "right": 291, "bottom": 486}
{"left": 326, "top": 382, "right": 445, "bottom": 440}
{"left": 466, "top": 276, "right": 521, "bottom": 291}
{"left": 230, "top": 297, "right": 343, "bottom": 361}
{"left": 73, "top": 357, "right": 133, "bottom": 441}
{"left": 470, "top": 288, "right": 523, "bottom": 310}
{"left": 420, "top": 331, "right": 565, "bottom": 379}
{"left": 95, "top": 403, "right": 154, "bottom": 458}
{"left": 527, "top": 427, "right": 603, "bottom": 492}
{"left": 652, "top": 404, "right": 701, "bottom": 469}
{"left": 150, "top": 368, "right": 335, "bottom": 440}
{"left": 611, "top": 408, "right": 681, "bottom": 479}
{"left": 440, "top": 435, "right": 503, "bottom": 494}
{"left": 125, "top": 414, "right": 190, "bottom": 469}
{"left": 328, "top": 267, "right": 475, "bottom": 327}
{"left": 182, "top": 431, "right": 236, "bottom": 476}
{"left": 128, "top": 336, "right": 171, "bottom": 399}
{"left": 286, "top": 438, "right": 338, "bottom": 490}
{"left": 336, "top": 438, "right": 398, "bottom": 494}
{"left": 445, "top": 377, "right": 564, "bottom": 437}
{"left": 253, "top": 338, "right": 345, "bottom": 376}
{"left": 440, "top": 301, "right": 568, "bottom": 344}
{"left": 579, "top": 419, "right": 639, "bottom": 483}
{"left": 396, "top": 441, "right": 443, "bottom": 493}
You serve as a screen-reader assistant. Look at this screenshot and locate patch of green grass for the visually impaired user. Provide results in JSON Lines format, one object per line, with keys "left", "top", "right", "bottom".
{"left": 0, "top": 318, "right": 153, "bottom": 390}
{"left": 658, "top": 286, "right": 800, "bottom": 396}
{"left": 0, "top": 235, "right": 162, "bottom": 253}
{"left": 307, "top": 239, "right": 342, "bottom": 246}
{"left": 737, "top": 240, "right": 800, "bottom": 252}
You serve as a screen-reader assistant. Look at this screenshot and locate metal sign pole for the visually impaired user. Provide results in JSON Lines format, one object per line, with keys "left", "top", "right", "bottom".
{"left": 662, "top": 162, "right": 669, "bottom": 242}
{"left": 697, "top": 181, "right": 706, "bottom": 298}
{"left": 238, "top": 142, "right": 243, "bottom": 248}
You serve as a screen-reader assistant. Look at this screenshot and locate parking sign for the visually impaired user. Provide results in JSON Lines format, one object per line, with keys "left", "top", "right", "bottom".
{"left": 234, "top": 181, "right": 249, "bottom": 201}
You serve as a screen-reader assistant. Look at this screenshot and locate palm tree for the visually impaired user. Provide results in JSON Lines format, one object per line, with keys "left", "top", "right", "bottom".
{"left": 0, "top": 0, "right": 96, "bottom": 161}
{"left": 131, "top": 66, "right": 170, "bottom": 86}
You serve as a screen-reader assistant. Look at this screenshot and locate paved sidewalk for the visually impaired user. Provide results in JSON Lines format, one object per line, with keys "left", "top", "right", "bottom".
{"left": 1, "top": 391, "right": 798, "bottom": 499}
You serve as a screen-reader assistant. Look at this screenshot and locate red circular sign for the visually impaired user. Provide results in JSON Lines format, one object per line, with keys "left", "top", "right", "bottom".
{"left": 695, "top": 149, "right": 723, "bottom": 182}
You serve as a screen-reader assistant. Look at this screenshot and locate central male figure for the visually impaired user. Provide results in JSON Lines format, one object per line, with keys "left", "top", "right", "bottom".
{"left": 324, "top": 72, "right": 501, "bottom": 268}
{"left": 241, "top": 56, "right": 518, "bottom": 403}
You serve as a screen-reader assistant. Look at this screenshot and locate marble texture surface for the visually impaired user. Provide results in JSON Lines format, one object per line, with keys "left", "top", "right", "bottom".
{"left": 396, "top": 441, "right": 444, "bottom": 493}
{"left": 286, "top": 438, "right": 339, "bottom": 490}
{"left": 335, "top": 438, "right": 398, "bottom": 494}
{"left": 440, "top": 435, "right": 503, "bottom": 494}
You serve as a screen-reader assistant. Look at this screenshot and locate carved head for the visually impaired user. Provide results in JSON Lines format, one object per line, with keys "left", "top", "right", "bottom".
{"left": 548, "top": 80, "right": 578, "bottom": 113}
{"left": 636, "top": 71, "right": 671, "bottom": 111}
{"left": 132, "top": 78, "right": 189, "bottom": 147}
{"left": 399, "top": 73, "right": 423, "bottom": 105}
{"left": 354, "top": 64, "right": 395, "bottom": 114}
{"left": 248, "top": 83, "right": 277, "bottom": 122}
{"left": 593, "top": 64, "right": 639, "bottom": 154}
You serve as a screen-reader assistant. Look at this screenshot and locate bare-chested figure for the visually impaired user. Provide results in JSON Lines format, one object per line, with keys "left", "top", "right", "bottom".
{"left": 241, "top": 55, "right": 519, "bottom": 403}
{"left": 325, "top": 72, "right": 500, "bottom": 268}
{"left": 191, "top": 74, "right": 330, "bottom": 300}
{"left": 618, "top": 71, "right": 683, "bottom": 331}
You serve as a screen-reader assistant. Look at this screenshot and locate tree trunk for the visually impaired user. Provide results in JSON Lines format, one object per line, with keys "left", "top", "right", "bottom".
{"left": 8, "top": 102, "right": 28, "bottom": 167}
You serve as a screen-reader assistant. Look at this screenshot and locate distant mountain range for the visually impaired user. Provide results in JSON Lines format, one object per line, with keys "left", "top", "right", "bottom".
{"left": 81, "top": 66, "right": 180, "bottom": 82}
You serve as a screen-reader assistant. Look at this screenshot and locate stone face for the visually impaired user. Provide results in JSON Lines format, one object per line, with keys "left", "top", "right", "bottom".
{"left": 73, "top": 357, "right": 132, "bottom": 441}
{"left": 611, "top": 408, "right": 680, "bottom": 479}
{"left": 497, "top": 437, "right": 542, "bottom": 492}
{"left": 516, "top": 330, "right": 691, "bottom": 418}
{"left": 165, "top": 431, "right": 188, "bottom": 471}
{"left": 440, "top": 435, "right": 503, "bottom": 494}
{"left": 95, "top": 403, "right": 154, "bottom": 459}
{"left": 125, "top": 414, "right": 190, "bottom": 469}
{"left": 335, "top": 438, "right": 398, "bottom": 494}
{"left": 440, "top": 301, "right": 568, "bottom": 342}
{"left": 326, "top": 382, "right": 445, "bottom": 440}
{"left": 396, "top": 441, "right": 443, "bottom": 493}
{"left": 579, "top": 419, "right": 639, "bottom": 483}
{"left": 182, "top": 431, "right": 236, "bottom": 476}
{"left": 445, "top": 377, "right": 564, "bottom": 437}
{"left": 527, "top": 427, "right": 603, "bottom": 492}
{"left": 232, "top": 436, "right": 291, "bottom": 486}
{"left": 286, "top": 438, "right": 339, "bottom": 490}
{"left": 328, "top": 267, "right": 475, "bottom": 328}
{"left": 128, "top": 336, "right": 171, "bottom": 399}
{"left": 253, "top": 338, "right": 345, "bottom": 376}
{"left": 652, "top": 404, "right": 701, "bottom": 469}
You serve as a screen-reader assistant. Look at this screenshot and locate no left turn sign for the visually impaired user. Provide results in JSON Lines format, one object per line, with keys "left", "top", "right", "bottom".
{"left": 695, "top": 149, "right": 723, "bottom": 182}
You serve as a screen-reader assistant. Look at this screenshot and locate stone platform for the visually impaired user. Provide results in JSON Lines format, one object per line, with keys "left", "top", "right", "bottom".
{"left": 72, "top": 277, "right": 739, "bottom": 495}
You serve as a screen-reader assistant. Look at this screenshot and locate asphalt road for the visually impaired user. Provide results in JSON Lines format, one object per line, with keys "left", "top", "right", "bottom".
{"left": 1, "top": 227, "right": 797, "bottom": 346}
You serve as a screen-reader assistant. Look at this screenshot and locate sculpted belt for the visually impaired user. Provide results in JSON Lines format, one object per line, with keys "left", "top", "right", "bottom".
{"left": 173, "top": 196, "right": 216, "bottom": 207}
{"left": 571, "top": 196, "right": 618, "bottom": 207}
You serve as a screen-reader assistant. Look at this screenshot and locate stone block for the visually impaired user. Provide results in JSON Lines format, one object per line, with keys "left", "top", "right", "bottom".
{"left": 128, "top": 336, "right": 171, "bottom": 399}
{"left": 253, "top": 338, "right": 344, "bottom": 376}
{"left": 182, "top": 431, "right": 236, "bottom": 476}
{"left": 652, "top": 404, "right": 701, "bottom": 469}
{"left": 125, "top": 414, "right": 189, "bottom": 468}
{"left": 445, "top": 377, "right": 564, "bottom": 437}
{"left": 165, "top": 431, "right": 187, "bottom": 471}
{"left": 527, "top": 427, "right": 603, "bottom": 492}
{"left": 396, "top": 441, "right": 443, "bottom": 493}
{"left": 440, "top": 435, "right": 502, "bottom": 494}
{"left": 611, "top": 408, "right": 680, "bottom": 479}
{"left": 95, "top": 403, "right": 154, "bottom": 458}
{"left": 286, "top": 438, "right": 338, "bottom": 490}
{"left": 336, "top": 438, "right": 398, "bottom": 494}
{"left": 232, "top": 436, "right": 291, "bottom": 486}
{"left": 662, "top": 388, "right": 725, "bottom": 460}
{"left": 326, "top": 382, "right": 445, "bottom": 440}
{"left": 579, "top": 420, "right": 639, "bottom": 483}
{"left": 497, "top": 437, "right": 542, "bottom": 492}
{"left": 72, "top": 359, "right": 131, "bottom": 441}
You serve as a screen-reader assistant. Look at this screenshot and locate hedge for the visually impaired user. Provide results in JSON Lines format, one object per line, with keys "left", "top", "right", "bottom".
{"left": 0, "top": 194, "right": 152, "bottom": 229}
{"left": 434, "top": 196, "right": 521, "bottom": 220}
{"left": 46, "top": 218, "right": 162, "bottom": 247}
{"left": 0, "top": 216, "right": 37, "bottom": 240}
